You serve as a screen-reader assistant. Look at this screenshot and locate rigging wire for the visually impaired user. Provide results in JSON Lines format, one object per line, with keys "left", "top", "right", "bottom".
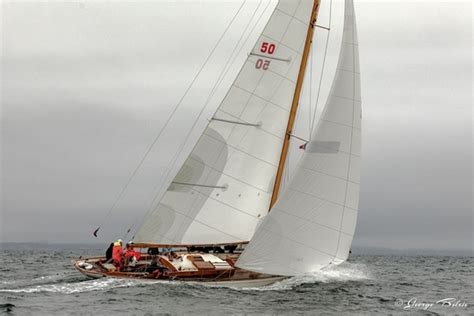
{"left": 309, "top": 39, "right": 314, "bottom": 138}
{"left": 310, "top": 0, "right": 333, "bottom": 137}
{"left": 125, "top": 0, "right": 272, "bottom": 241}
{"left": 128, "top": 0, "right": 269, "bottom": 241}
{"left": 285, "top": 42, "right": 314, "bottom": 186}
{"left": 93, "top": 0, "right": 249, "bottom": 237}
{"left": 284, "top": 0, "right": 334, "bottom": 186}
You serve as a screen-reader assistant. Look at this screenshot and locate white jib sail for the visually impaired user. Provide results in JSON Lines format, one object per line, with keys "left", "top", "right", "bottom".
{"left": 135, "top": 0, "right": 316, "bottom": 244}
{"left": 236, "top": 0, "right": 361, "bottom": 276}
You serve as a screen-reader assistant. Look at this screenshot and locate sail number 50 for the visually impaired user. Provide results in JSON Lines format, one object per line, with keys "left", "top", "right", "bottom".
{"left": 260, "top": 42, "right": 276, "bottom": 54}
{"left": 256, "top": 42, "right": 275, "bottom": 70}
{"left": 255, "top": 42, "right": 276, "bottom": 70}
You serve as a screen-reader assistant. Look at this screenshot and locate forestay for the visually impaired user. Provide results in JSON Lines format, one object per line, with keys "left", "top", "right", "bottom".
{"left": 135, "top": 0, "right": 316, "bottom": 244}
{"left": 236, "top": 0, "right": 361, "bottom": 276}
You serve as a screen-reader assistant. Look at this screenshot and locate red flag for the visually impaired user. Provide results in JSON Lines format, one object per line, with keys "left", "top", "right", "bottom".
{"left": 299, "top": 142, "right": 307, "bottom": 150}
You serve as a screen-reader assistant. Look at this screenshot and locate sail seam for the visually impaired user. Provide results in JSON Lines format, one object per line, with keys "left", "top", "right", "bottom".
{"left": 335, "top": 0, "right": 357, "bottom": 262}
{"left": 342, "top": 41, "right": 359, "bottom": 46}
{"left": 215, "top": 108, "right": 287, "bottom": 140}
{"left": 271, "top": 206, "right": 347, "bottom": 236}
{"left": 310, "top": 0, "right": 332, "bottom": 135}
{"left": 187, "top": 22, "right": 298, "bottom": 225}
{"left": 192, "top": 60, "right": 270, "bottom": 235}
{"left": 162, "top": 203, "right": 248, "bottom": 242}
{"left": 320, "top": 118, "right": 360, "bottom": 130}
{"left": 340, "top": 231, "right": 354, "bottom": 238}
{"left": 202, "top": 130, "right": 279, "bottom": 167}
{"left": 189, "top": 188, "right": 261, "bottom": 219}
{"left": 168, "top": 0, "right": 276, "bottom": 242}
{"left": 275, "top": 8, "right": 309, "bottom": 26}
{"left": 249, "top": 52, "right": 291, "bottom": 63}
{"left": 261, "top": 34, "right": 303, "bottom": 55}
{"left": 211, "top": 117, "right": 262, "bottom": 127}
{"left": 329, "top": 95, "right": 361, "bottom": 108}
{"left": 277, "top": 1, "right": 306, "bottom": 53}
{"left": 233, "top": 84, "right": 294, "bottom": 112}
{"left": 236, "top": 0, "right": 362, "bottom": 275}
{"left": 138, "top": 0, "right": 330, "bottom": 246}
{"left": 329, "top": 93, "right": 359, "bottom": 103}
{"left": 171, "top": 182, "right": 228, "bottom": 190}
{"left": 134, "top": 0, "right": 273, "bottom": 241}
{"left": 286, "top": 186, "right": 354, "bottom": 210}
{"left": 337, "top": 67, "right": 360, "bottom": 75}
{"left": 268, "top": 0, "right": 322, "bottom": 209}
{"left": 95, "top": 0, "right": 251, "bottom": 233}
{"left": 223, "top": 22, "right": 300, "bottom": 176}
{"left": 246, "top": 58, "right": 297, "bottom": 84}
{"left": 188, "top": 156, "right": 273, "bottom": 193}
{"left": 225, "top": 13, "right": 309, "bottom": 191}
{"left": 299, "top": 141, "right": 360, "bottom": 157}
{"left": 215, "top": 4, "right": 316, "bottom": 219}
{"left": 258, "top": 225, "right": 336, "bottom": 259}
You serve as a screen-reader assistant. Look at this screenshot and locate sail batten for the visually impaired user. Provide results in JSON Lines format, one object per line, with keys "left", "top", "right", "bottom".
{"left": 236, "top": 0, "right": 362, "bottom": 276}
{"left": 135, "top": 0, "right": 317, "bottom": 245}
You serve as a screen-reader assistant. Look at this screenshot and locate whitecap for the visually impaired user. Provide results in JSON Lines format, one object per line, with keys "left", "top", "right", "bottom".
{"left": 241, "top": 262, "right": 372, "bottom": 291}
{"left": 0, "top": 278, "right": 142, "bottom": 294}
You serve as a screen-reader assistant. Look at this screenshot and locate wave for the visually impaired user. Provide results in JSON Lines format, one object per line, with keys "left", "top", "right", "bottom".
{"left": 0, "top": 263, "right": 371, "bottom": 294}
{"left": 242, "top": 262, "right": 372, "bottom": 291}
{"left": 0, "top": 278, "right": 147, "bottom": 294}
{"left": 0, "top": 271, "right": 84, "bottom": 287}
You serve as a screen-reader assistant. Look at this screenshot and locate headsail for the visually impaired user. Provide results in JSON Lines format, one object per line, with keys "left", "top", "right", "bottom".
{"left": 135, "top": 1, "right": 318, "bottom": 244}
{"left": 236, "top": 0, "right": 361, "bottom": 276}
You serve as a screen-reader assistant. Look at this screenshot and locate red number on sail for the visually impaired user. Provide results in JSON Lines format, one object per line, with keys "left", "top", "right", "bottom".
{"left": 255, "top": 59, "right": 270, "bottom": 70}
{"left": 268, "top": 43, "right": 276, "bottom": 54}
{"left": 260, "top": 42, "right": 276, "bottom": 54}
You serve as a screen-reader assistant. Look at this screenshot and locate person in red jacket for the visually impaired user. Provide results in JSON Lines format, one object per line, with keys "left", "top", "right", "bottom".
{"left": 112, "top": 239, "right": 123, "bottom": 270}
{"left": 123, "top": 242, "right": 141, "bottom": 268}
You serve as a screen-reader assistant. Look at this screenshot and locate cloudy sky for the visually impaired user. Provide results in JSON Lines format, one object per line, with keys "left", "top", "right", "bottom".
{"left": 1, "top": 0, "right": 472, "bottom": 252}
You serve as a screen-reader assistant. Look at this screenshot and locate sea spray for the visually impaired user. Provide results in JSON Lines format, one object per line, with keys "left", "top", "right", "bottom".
{"left": 241, "top": 262, "right": 372, "bottom": 291}
{"left": 0, "top": 247, "right": 471, "bottom": 315}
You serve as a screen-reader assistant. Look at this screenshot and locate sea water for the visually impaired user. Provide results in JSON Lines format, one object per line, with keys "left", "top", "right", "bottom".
{"left": 0, "top": 244, "right": 472, "bottom": 315}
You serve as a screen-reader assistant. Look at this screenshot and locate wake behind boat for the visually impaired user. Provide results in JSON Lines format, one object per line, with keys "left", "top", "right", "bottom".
{"left": 75, "top": 0, "right": 362, "bottom": 286}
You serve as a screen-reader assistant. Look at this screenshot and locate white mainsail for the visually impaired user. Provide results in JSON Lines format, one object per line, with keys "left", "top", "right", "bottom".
{"left": 135, "top": 0, "right": 317, "bottom": 244}
{"left": 236, "top": 0, "right": 361, "bottom": 276}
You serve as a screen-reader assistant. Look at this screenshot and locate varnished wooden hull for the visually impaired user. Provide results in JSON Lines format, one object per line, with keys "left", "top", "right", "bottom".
{"left": 72, "top": 257, "right": 285, "bottom": 288}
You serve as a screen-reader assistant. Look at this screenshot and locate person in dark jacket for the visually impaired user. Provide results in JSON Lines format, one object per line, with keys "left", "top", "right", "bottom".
{"left": 105, "top": 243, "right": 114, "bottom": 262}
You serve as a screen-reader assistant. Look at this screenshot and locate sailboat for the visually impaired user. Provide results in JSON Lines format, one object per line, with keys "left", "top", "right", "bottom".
{"left": 73, "top": 0, "right": 361, "bottom": 287}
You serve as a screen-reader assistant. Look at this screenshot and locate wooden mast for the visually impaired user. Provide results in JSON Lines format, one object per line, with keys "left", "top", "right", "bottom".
{"left": 269, "top": 0, "right": 321, "bottom": 210}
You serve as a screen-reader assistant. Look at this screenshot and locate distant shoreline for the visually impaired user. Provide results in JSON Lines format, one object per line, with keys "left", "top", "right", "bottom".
{"left": 0, "top": 242, "right": 472, "bottom": 257}
{"left": 350, "top": 246, "right": 473, "bottom": 257}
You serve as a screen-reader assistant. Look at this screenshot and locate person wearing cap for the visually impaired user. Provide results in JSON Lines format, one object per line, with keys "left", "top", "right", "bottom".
{"left": 123, "top": 242, "right": 141, "bottom": 268}
{"left": 112, "top": 239, "right": 123, "bottom": 270}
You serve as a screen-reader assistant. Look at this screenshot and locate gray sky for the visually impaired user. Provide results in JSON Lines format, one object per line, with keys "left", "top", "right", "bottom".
{"left": 1, "top": 0, "right": 472, "bottom": 252}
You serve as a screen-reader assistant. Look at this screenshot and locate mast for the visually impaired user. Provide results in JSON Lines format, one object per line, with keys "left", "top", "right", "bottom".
{"left": 269, "top": 0, "right": 321, "bottom": 210}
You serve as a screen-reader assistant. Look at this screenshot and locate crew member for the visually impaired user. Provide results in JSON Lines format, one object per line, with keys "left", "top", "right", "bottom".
{"left": 124, "top": 242, "right": 141, "bottom": 267}
{"left": 105, "top": 242, "right": 114, "bottom": 262}
{"left": 112, "top": 239, "right": 123, "bottom": 270}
